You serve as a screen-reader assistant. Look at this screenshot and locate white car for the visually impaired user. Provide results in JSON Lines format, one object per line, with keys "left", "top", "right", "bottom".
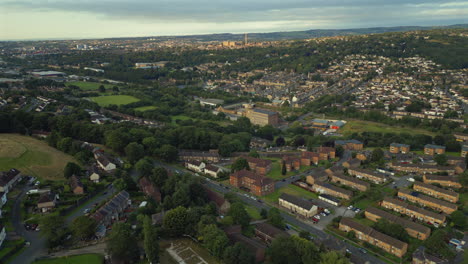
{"left": 407, "top": 178, "right": 415, "bottom": 182}
{"left": 314, "top": 215, "right": 320, "bottom": 219}
{"left": 347, "top": 205, "right": 353, "bottom": 210}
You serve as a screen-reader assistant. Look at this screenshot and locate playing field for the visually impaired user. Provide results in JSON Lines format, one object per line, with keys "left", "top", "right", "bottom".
{"left": 33, "top": 254, "right": 103, "bottom": 264}
{"left": 339, "top": 120, "right": 435, "bottom": 136}
{"left": 90, "top": 95, "right": 140, "bottom": 107}
{"left": 134, "top": 105, "right": 157, "bottom": 112}
{"left": 67, "top": 81, "right": 115, "bottom": 91}
{"left": 0, "top": 134, "right": 78, "bottom": 180}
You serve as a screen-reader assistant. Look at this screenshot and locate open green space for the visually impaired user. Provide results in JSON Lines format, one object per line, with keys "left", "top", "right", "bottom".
{"left": 134, "top": 105, "right": 157, "bottom": 112}
{"left": 33, "top": 254, "right": 104, "bottom": 264}
{"left": 266, "top": 159, "right": 310, "bottom": 180}
{"left": 171, "top": 115, "right": 194, "bottom": 124}
{"left": 264, "top": 184, "right": 318, "bottom": 203}
{"left": 90, "top": 95, "right": 140, "bottom": 107}
{"left": 67, "top": 81, "right": 116, "bottom": 91}
{"left": 340, "top": 120, "right": 435, "bottom": 137}
{"left": 245, "top": 205, "right": 262, "bottom": 220}
{"left": 0, "top": 134, "right": 78, "bottom": 180}
{"left": 413, "top": 150, "right": 461, "bottom": 157}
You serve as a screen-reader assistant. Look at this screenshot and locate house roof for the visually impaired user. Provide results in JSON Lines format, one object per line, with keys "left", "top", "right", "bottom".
{"left": 204, "top": 164, "right": 221, "bottom": 173}
{"left": 255, "top": 222, "right": 288, "bottom": 239}
{"left": 38, "top": 192, "right": 55, "bottom": 204}
{"left": 70, "top": 175, "right": 83, "bottom": 190}
{"left": 349, "top": 168, "right": 386, "bottom": 180}
{"left": 390, "top": 143, "right": 410, "bottom": 148}
{"left": 331, "top": 173, "right": 370, "bottom": 188}
{"left": 382, "top": 197, "right": 445, "bottom": 222}
{"left": 279, "top": 193, "right": 316, "bottom": 211}
{"left": 365, "top": 207, "right": 430, "bottom": 235}
{"left": 0, "top": 169, "right": 21, "bottom": 186}
{"left": 335, "top": 139, "right": 363, "bottom": 145}
{"left": 301, "top": 151, "right": 319, "bottom": 159}
{"left": 424, "top": 144, "right": 446, "bottom": 150}
{"left": 398, "top": 189, "right": 457, "bottom": 210}
{"left": 245, "top": 157, "right": 272, "bottom": 168}
{"left": 252, "top": 108, "right": 277, "bottom": 116}
{"left": 413, "top": 182, "right": 458, "bottom": 198}
{"left": 424, "top": 175, "right": 459, "bottom": 183}
{"left": 314, "top": 181, "right": 353, "bottom": 197}
{"left": 231, "top": 169, "right": 273, "bottom": 186}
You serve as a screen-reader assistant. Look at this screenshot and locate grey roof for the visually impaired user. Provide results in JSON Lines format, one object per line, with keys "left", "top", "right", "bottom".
{"left": 424, "top": 144, "right": 446, "bottom": 150}
{"left": 390, "top": 143, "right": 410, "bottom": 148}
{"left": 279, "top": 193, "right": 316, "bottom": 210}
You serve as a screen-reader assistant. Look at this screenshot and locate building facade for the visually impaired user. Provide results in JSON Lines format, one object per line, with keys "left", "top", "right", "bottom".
{"left": 397, "top": 189, "right": 457, "bottom": 214}
{"left": 278, "top": 193, "right": 318, "bottom": 218}
{"left": 312, "top": 181, "right": 353, "bottom": 200}
{"left": 347, "top": 168, "right": 387, "bottom": 184}
{"left": 230, "top": 169, "right": 274, "bottom": 196}
{"left": 381, "top": 197, "right": 446, "bottom": 226}
{"left": 330, "top": 173, "right": 370, "bottom": 192}
{"left": 413, "top": 182, "right": 459, "bottom": 203}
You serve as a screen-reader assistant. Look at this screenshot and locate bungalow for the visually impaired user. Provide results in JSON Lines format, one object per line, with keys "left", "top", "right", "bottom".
{"left": 301, "top": 151, "right": 319, "bottom": 166}
{"left": 282, "top": 156, "right": 301, "bottom": 172}
{"left": 381, "top": 197, "right": 446, "bottom": 226}
{"left": 37, "top": 192, "right": 57, "bottom": 213}
{"left": 423, "top": 175, "right": 462, "bottom": 188}
{"left": 413, "top": 182, "right": 459, "bottom": 203}
{"left": 185, "top": 160, "right": 205, "bottom": 173}
{"left": 397, "top": 189, "right": 457, "bottom": 214}
{"left": 245, "top": 157, "right": 272, "bottom": 175}
{"left": 390, "top": 143, "right": 410, "bottom": 154}
{"left": 279, "top": 193, "right": 318, "bottom": 218}
{"left": 204, "top": 164, "right": 223, "bottom": 178}
{"left": 424, "top": 144, "right": 446, "bottom": 156}
{"left": 0, "top": 169, "right": 22, "bottom": 193}
{"left": 70, "top": 175, "right": 84, "bottom": 195}
{"left": 312, "top": 181, "right": 353, "bottom": 200}
{"left": 254, "top": 222, "right": 288, "bottom": 244}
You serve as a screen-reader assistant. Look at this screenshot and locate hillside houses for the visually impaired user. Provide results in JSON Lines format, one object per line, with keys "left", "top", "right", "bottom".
{"left": 90, "top": 191, "right": 130, "bottom": 229}
{"left": 0, "top": 169, "right": 22, "bottom": 193}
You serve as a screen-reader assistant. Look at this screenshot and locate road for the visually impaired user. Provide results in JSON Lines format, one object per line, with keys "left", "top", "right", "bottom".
{"left": 10, "top": 184, "right": 117, "bottom": 264}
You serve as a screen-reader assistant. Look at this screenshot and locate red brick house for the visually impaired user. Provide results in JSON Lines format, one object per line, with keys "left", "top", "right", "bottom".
{"left": 230, "top": 169, "right": 274, "bottom": 196}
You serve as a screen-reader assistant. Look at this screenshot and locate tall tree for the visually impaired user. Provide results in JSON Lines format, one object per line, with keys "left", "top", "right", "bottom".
{"left": 200, "top": 224, "right": 229, "bottom": 258}
{"left": 40, "top": 215, "right": 67, "bottom": 248}
{"left": 163, "top": 206, "right": 188, "bottom": 236}
{"left": 268, "top": 208, "right": 285, "bottom": 229}
{"left": 125, "top": 142, "right": 145, "bottom": 164}
{"left": 64, "top": 162, "right": 81, "bottom": 178}
{"left": 231, "top": 158, "right": 250, "bottom": 172}
{"left": 135, "top": 158, "right": 154, "bottom": 177}
{"left": 143, "top": 216, "right": 159, "bottom": 263}
{"left": 319, "top": 251, "right": 350, "bottom": 264}
{"left": 223, "top": 243, "right": 255, "bottom": 264}
{"left": 106, "top": 223, "right": 139, "bottom": 263}
{"left": 71, "top": 216, "right": 97, "bottom": 241}
{"left": 228, "top": 202, "right": 251, "bottom": 228}
{"left": 434, "top": 154, "right": 448, "bottom": 166}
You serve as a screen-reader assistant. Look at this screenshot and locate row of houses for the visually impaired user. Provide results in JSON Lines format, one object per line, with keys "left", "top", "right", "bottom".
{"left": 423, "top": 175, "right": 462, "bottom": 189}
{"left": 347, "top": 168, "right": 387, "bottom": 184}
{"left": 278, "top": 193, "right": 318, "bottom": 218}
{"left": 329, "top": 173, "right": 370, "bottom": 192}
{"left": 90, "top": 191, "right": 130, "bottom": 236}
{"left": 413, "top": 181, "right": 459, "bottom": 203}
{"left": 311, "top": 181, "right": 353, "bottom": 200}
{"left": 381, "top": 197, "right": 446, "bottom": 226}
{"left": 397, "top": 189, "right": 457, "bottom": 215}
{"left": 389, "top": 163, "right": 456, "bottom": 175}
{"left": 184, "top": 161, "right": 225, "bottom": 178}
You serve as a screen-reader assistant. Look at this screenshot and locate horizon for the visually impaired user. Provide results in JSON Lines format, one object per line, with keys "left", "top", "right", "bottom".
{"left": 1, "top": 0, "right": 468, "bottom": 41}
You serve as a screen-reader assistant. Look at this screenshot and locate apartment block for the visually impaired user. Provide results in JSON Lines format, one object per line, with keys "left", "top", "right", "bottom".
{"left": 230, "top": 169, "right": 275, "bottom": 196}
{"left": 312, "top": 181, "right": 353, "bottom": 200}
{"left": 347, "top": 168, "right": 387, "bottom": 184}
{"left": 318, "top": 146, "right": 336, "bottom": 159}
{"left": 423, "top": 175, "right": 462, "bottom": 189}
{"left": 335, "top": 139, "right": 364, "bottom": 150}
{"left": 365, "top": 207, "right": 431, "bottom": 240}
{"left": 424, "top": 144, "right": 446, "bottom": 156}
{"left": 245, "top": 157, "right": 272, "bottom": 175}
{"left": 390, "top": 143, "right": 410, "bottom": 154}
{"left": 246, "top": 108, "right": 279, "bottom": 126}
{"left": 339, "top": 218, "right": 408, "bottom": 257}
{"left": 301, "top": 151, "right": 319, "bottom": 166}
{"left": 278, "top": 193, "right": 318, "bottom": 218}
{"left": 330, "top": 173, "right": 370, "bottom": 192}
{"left": 413, "top": 182, "right": 459, "bottom": 203}
{"left": 381, "top": 197, "right": 446, "bottom": 226}
{"left": 397, "top": 189, "right": 457, "bottom": 214}
{"left": 282, "top": 156, "right": 301, "bottom": 172}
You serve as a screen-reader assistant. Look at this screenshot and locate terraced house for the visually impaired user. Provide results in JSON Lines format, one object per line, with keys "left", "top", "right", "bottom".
{"left": 347, "top": 168, "right": 387, "bottom": 184}
{"left": 365, "top": 207, "right": 431, "bottom": 240}
{"left": 311, "top": 181, "right": 353, "bottom": 200}
{"left": 278, "top": 193, "right": 318, "bottom": 218}
{"left": 339, "top": 218, "right": 408, "bottom": 257}
{"left": 301, "top": 151, "right": 319, "bottom": 166}
{"left": 389, "top": 143, "right": 410, "bottom": 154}
{"left": 397, "top": 189, "right": 457, "bottom": 214}
{"left": 389, "top": 163, "right": 455, "bottom": 175}
{"left": 423, "top": 175, "right": 462, "bottom": 188}
{"left": 413, "top": 182, "right": 459, "bottom": 203}
{"left": 329, "top": 173, "right": 370, "bottom": 192}
{"left": 381, "top": 197, "right": 446, "bottom": 226}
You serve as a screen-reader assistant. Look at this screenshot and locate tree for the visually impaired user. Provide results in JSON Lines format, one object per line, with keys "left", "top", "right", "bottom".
{"left": 125, "top": 142, "right": 144, "bottom": 164}
{"left": 158, "top": 144, "right": 178, "bottom": 162}
{"left": 71, "top": 216, "right": 97, "bottom": 241}
{"left": 231, "top": 158, "right": 250, "bottom": 172}
{"left": 423, "top": 229, "right": 456, "bottom": 260}
{"left": 57, "top": 137, "right": 73, "bottom": 153}
{"left": 371, "top": 148, "right": 384, "bottom": 163}
{"left": 200, "top": 224, "right": 229, "bottom": 258}
{"left": 260, "top": 208, "right": 268, "bottom": 219}
{"left": 150, "top": 167, "right": 169, "bottom": 187}
{"left": 450, "top": 211, "right": 466, "bottom": 230}
{"left": 106, "top": 223, "right": 139, "bottom": 263}
{"left": 374, "top": 218, "right": 409, "bottom": 242}
{"left": 276, "top": 136, "right": 285, "bottom": 147}
{"left": 40, "top": 215, "right": 67, "bottom": 248}
{"left": 98, "top": 85, "right": 106, "bottom": 93}
{"left": 267, "top": 236, "right": 302, "bottom": 264}
{"left": 281, "top": 160, "right": 287, "bottom": 175}
{"left": 223, "top": 243, "right": 254, "bottom": 264}
{"left": 228, "top": 202, "right": 251, "bottom": 228}
{"left": 434, "top": 154, "right": 448, "bottom": 166}
{"left": 268, "top": 208, "right": 285, "bottom": 229}
{"left": 335, "top": 145, "right": 344, "bottom": 158}
{"left": 135, "top": 158, "right": 153, "bottom": 177}
{"left": 248, "top": 150, "right": 260, "bottom": 158}
{"left": 143, "top": 216, "right": 159, "bottom": 263}
{"left": 64, "top": 162, "right": 81, "bottom": 178}
{"left": 299, "top": 231, "right": 311, "bottom": 240}
{"left": 163, "top": 206, "right": 188, "bottom": 236}
{"left": 319, "top": 251, "right": 350, "bottom": 264}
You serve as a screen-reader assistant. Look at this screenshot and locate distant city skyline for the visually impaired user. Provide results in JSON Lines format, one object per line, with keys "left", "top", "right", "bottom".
{"left": 1, "top": 0, "right": 467, "bottom": 40}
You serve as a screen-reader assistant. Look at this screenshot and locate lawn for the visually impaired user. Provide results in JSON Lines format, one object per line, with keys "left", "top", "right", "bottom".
{"left": 67, "top": 81, "right": 115, "bottom": 91}
{"left": 90, "top": 95, "right": 140, "bottom": 107}
{"left": 33, "top": 254, "right": 104, "bottom": 264}
{"left": 264, "top": 184, "right": 318, "bottom": 203}
{"left": 171, "top": 115, "right": 193, "bottom": 124}
{"left": 134, "top": 106, "right": 157, "bottom": 112}
{"left": 340, "top": 120, "right": 435, "bottom": 137}
{"left": 0, "top": 134, "right": 78, "bottom": 180}
{"left": 266, "top": 159, "right": 310, "bottom": 180}
{"left": 245, "top": 205, "right": 262, "bottom": 220}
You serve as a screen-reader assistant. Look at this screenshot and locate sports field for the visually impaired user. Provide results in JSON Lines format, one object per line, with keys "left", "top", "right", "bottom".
{"left": 33, "top": 254, "right": 103, "bottom": 264}
{"left": 67, "top": 81, "right": 115, "bottom": 91}
{"left": 134, "top": 105, "right": 157, "bottom": 111}
{"left": 90, "top": 95, "right": 140, "bottom": 107}
{"left": 340, "top": 120, "right": 435, "bottom": 136}
{"left": 0, "top": 134, "right": 78, "bottom": 180}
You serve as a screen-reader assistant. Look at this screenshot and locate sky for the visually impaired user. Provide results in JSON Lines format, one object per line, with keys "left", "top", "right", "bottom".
{"left": 1, "top": 0, "right": 467, "bottom": 40}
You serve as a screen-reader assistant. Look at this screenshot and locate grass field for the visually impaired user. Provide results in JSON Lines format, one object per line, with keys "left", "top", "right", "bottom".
{"left": 266, "top": 159, "right": 310, "bottom": 180}
{"left": 340, "top": 120, "right": 435, "bottom": 136}
{"left": 90, "top": 95, "right": 140, "bottom": 107}
{"left": 245, "top": 205, "right": 262, "bottom": 220}
{"left": 134, "top": 106, "right": 157, "bottom": 112}
{"left": 171, "top": 115, "right": 193, "bottom": 124}
{"left": 33, "top": 254, "right": 104, "bottom": 264}
{"left": 67, "top": 81, "right": 116, "bottom": 91}
{"left": 264, "top": 184, "right": 318, "bottom": 203}
{"left": 0, "top": 134, "right": 78, "bottom": 180}
{"left": 413, "top": 150, "right": 461, "bottom": 157}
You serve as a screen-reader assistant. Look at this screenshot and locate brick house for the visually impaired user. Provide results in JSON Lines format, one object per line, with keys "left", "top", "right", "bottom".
{"left": 330, "top": 173, "right": 370, "bottom": 192}
{"left": 301, "top": 151, "right": 319, "bottom": 166}
{"left": 413, "top": 182, "right": 459, "bottom": 203}
{"left": 254, "top": 222, "right": 288, "bottom": 244}
{"left": 245, "top": 157, "right": 272, "bottom": 175}
{"left": 342, "top": 158, "right": 361, "bottom": 169}
{"left": 312, "top": 181, "right": 353, "bottom": 200}
{"left": 334, "top": 139, "right": 364, "bottom": 150}
{"left": 339, "top": 218, "right": 408, "bottom": 257}
{"left": 37, "top": 192, "right": 57, "bottom": 213}
{"left": 423, "top": 175, "right": 462, "bottom": 188}
{"left": 90, "top": 191, "right": 130, "bottom": 228}
{"left": 390, "top": 143, "right": 410, "bottom": 154}
{"left": 318, "top": 146, "right": 336, "bottom": 159}
{"left": 204, "top": 187, "right": 231, "bottom": 215}
{"left": 70, "top": 175, "right": 84, "bottom": 195}
{"left": 389, "top": 163, "right": 455, "bottom": 175}
{"left": 397, "top": 189, "right": 457, "bottom": 214}
{"left": 381, "top": 197, "right": 446, "bottom": 226}
{"left": 0, "top": 169, "right": 22, "bottom": 193}
{"left": 230, "top": 169, "right": 274, "bottom": 196}
{"left": 347, "top": 168, "right": 387, "bottom": 184}
{"left": 179, "top": 149, "right": 220, "bottom": 163}
{"left": 424, "top": 144, "right": 446, "bottom": 156}
{"left": 282, "top": 156, "right": 301, "bottom": 172}
{"left": 365, "top": 207, "right": 431, "bottom": 240}
{"left": 306, "top": 169, "right": 329, "bottom": 185}
{"left": 278, "top": 193, "right": 318, "bottom": 218}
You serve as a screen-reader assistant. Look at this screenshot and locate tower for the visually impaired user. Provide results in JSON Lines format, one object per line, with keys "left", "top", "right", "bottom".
{"left": 244, "top": 33, "right": 248, "bottom": 45}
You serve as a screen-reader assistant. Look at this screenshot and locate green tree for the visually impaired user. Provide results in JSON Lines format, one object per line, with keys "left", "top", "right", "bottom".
{"left": 125, "top": 142, "right": 144, "bottom": 164}
{"left": 106, "top": 223, "right": 139, "bottom": 263}
{"left": 163, "top": 206, "right": 188, "bottom": 236}
{"left": 276, "top": 136, "right": 285, "bottom": 147}
{"left": 71, "top": 216, "right": 97, "bottom": 241}
{"left": 268, "top": 207, "right": 285, "bottom": 229}
{"left": 371, "top": 148, "right": 384, "bottom": 163}
{"left": 98, "top": 85, "right": 106, "bottom": 93}
{"left": 135, "top": 158, "right": 153, "bottom": 177}
{"left": 319, "top": 251, "right": 350, "bottom": 264}
{"left": 423, "top": 229, "right": 456, "bottom": 260}
{"left": 231, "top": 158, "right": 250, "bottom": 172}
{"left": 200, "top": 224, "right": 229, "bottom": 258}
{"left": 64, "top": 162, "right": 81, "bottom": 178}
{"left": 223, "top": 243, "right": 254, "bottom": 264}
{"left": 228, "top": 202, "right": 251, "bottom": 228}
{"left": 267, "top": 236, "right": 302, "bottom": 264}
{"left": 143, "top": 216, "right": 159, "bottom": 263}
{"left": 150, "top": 167, "right": 169, "bottom": 187}
{"left": 281, "top": 160, "right": 287, "bottom": 175}
{"left": 434, "top": 154, "right": 448, "bottom": 166}
{"left": 260, "top": 208, "right": 268, "bottom": 219}
{"left": 158, "top": 144, "right": 178, "bottom": 162}
{"left": 40, "top": 215, "right": 67, "bottom": 248}
{"left": 450, "top": 211, "right": 466, "bottom": 230}
{"left": 248, "top": 150, "right": 260, "bottom": 158}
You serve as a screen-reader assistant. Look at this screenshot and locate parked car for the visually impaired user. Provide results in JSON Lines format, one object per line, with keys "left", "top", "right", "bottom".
{"left": 359, "top": 248, "right": 367, "bottom": 254}
{"left": 345, "top": 249, "right": 352, "bottom": 254}
{"left": 407, "top": 177, "right": 415, "bottom": 182}
{"left": 347, "top": 205, "right": 353, "bottom": 210}
{"left": 314, "top": 215, "right": 320, "bottom": 219}
{"left": 83, "top": 208, "right": 91, "bottom": 214}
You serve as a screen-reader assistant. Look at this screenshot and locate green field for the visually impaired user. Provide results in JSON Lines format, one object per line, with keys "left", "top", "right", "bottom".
{"left": 33, "top": 254, "right": 104, "bottom": 264}
{"left": 413, "top": 150, "right": 461, "bottom": 157}
{"left": 134, "top": 105, "right": 157, "bottom": 112}
{"left": 171, "top": 115, "right": 193, "bottom": 124}
{"left": 67, "top": 81, "right": 115, "bottom": 91}
{"left": 245, "top": 205, "right": 262, "bottom": 220}
{"left": 0, "top": 134, "right": 78, "bottom": 180}
{"left": 264, "top": 184, "right": 318, "bottom": 203}
{"left": 90, "top": 95, "right": 140, "bottom": 107}
{"left": 340, "top": 120, "right": 435, "bottom": 136}
{"left": 266, "top": 159, "right": 310, "bottom": 180}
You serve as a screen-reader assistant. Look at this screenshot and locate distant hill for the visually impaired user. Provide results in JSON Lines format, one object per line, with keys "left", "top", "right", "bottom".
{"left": 108, "top": 24, "right": 468, "bottom": 42}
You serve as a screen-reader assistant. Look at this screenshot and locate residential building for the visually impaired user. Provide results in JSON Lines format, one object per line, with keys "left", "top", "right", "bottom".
{"left": 424, "top": 144, "right": 446, "bottom": 156}
{"left": 224, "top": 225, "right": 266, "bottom": 263}
{"left": 306, "top": 169, "right": 329, "bottom": 185}
{"left": 312, "top": 181, "right": 353, "bottom": 200}
{"left": 453, "top": 132, "right": 468, "bottom": 142}
{"left": 96, "top": 155, "right": 116, "bottom": 173}
{"left": 179, "top": 149, "right": 220, "bottom": 163}
{"left": 89, "top": 166, "right": 100, "bottom": 183}
{"left": 301, "top": 151, "right": 319, "bottom": 166}
{"left": 381, "top": 197, "right": 446, "bottom": 226}
{"left": 365, "top": 207, "right": 431, "bottom": 240}
{"left": 70, "top": 175, "right": 84, "bottom": 195}
{"left": 37, "top": 192, "right": 57, "bottom": 213}
{"left": 389, "top": 163, "right": 455, "bottom": 175}
{"left": 335, "top": 139, "right": 364, "bottom": 150}
{"left": 230, "top": 169, "right": 274, "bottom": 196}
{"left": 342, "top": 158, "right": 361, "bottom": 169}
{"left": 204, "top": 187, "right": 231, "bottom": 215}
{"left": 423, "top": 175, "right": 462, "bottom": 188}
{"left": 347, "top": 168, "right": 387, "bottom": 184}
{"left": 461, "top": 145, "right": 468, "bottom": 158}
{"left": 0, "top": 169, "right": 22, "bottom": 193}
{"left": 339, "top": 218, "right": 408, "bottom": 257}
{"left": 413, "top": 182, "right": 459, "bottom": 203}
{"left": 254, "top": 222, "right": 288, "bottom": 244}
{"left": 245, "top": 157, "right": 272, "bottom": 175}
{"left": 0, "top": 225, "right": 5, "bottom": 248}
{"left": 185, "top": 160, "right": 206, "bottom": 173}
{"left": 412, "top": 246, "right": 449, "bottom": 264}
{"left": 318, "top": 146, "right": 336, "bottom": 159}
{"left": 330, "top": 173, "right": 370, "bottom": 191}
{"left": 319, "top": 194, "right": 341, "bottom": 206}
{"left": 90, "top": 191, "right": 130, "bottom": 227}
{"left": 246, "top": 108, "right": 279, "bottom": 126}
{"left": 250, "top": 137, "right": 272, "bottom": 150}
{"left": 282, "top": 156, "right": 301, "bottom": 172}
{"left": 390, "top": 143, "right": 410, "bottom": 154}
{"left": 204, "top": 164, "right": 223, "bottom": 178}
{"left": 278, "top": 193, "right": 318, "bottom": 218}
{"left": 397, "top": 189, "right": 457, "bottom": 214}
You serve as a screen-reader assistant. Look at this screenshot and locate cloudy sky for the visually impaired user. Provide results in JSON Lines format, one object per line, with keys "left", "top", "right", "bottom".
{"left": 1, "top": 0, "right": 467, "bottom": 40}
